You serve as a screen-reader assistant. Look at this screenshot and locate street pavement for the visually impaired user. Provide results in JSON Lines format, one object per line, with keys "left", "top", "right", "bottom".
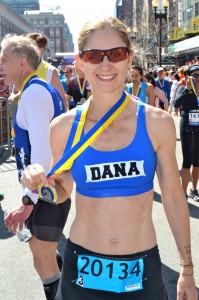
{"left": 0, "top": 115, "right": 199, "bottom": 300}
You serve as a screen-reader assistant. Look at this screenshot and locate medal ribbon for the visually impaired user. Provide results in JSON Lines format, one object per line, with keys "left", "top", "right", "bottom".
{"left": 158, "top": 79, "right": 164, "bottom": 88}
{"left": 132, "top": 82, "right": 141, "bottom": 97}
{"left": 47, "top": 91, "right": 130, "bottom": 177}
{"left": 77, "top": 77, "right": 87, "bottom": 97}
{"left": 19, "top": 73, "right": 37, "bottom": 102}
{"left": 189, "top": 76, "right": 199, "bottom": 106}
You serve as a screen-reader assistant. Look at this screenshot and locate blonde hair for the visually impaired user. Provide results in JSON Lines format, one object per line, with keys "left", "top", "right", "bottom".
{"left": 78, "top": 16, "right": 133, "bottom": 51}
{"left": 1, "top": 34, "right": 40, "bottom": 70}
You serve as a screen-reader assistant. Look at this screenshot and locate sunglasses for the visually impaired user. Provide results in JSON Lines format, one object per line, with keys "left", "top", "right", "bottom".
{"left": 192, "top": 73, "right": 199, "bottom": 79}
{"left": 79, "top": 47, "right": 130, "bottom": 64}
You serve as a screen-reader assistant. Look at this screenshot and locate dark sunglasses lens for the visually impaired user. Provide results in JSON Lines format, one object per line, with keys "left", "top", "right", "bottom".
{"left": 108, "top": 48, "right": 129, "bottom": 62}
{"left": 82, "top": 50, "right": 103, "bottom": 64}
{"left": 80, "top": 48, "right": 129, "bottom": 64}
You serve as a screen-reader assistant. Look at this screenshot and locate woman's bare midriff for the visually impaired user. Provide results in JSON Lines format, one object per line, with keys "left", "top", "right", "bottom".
{"left": 69, "top": 189, "right": 157, "bottom": 255}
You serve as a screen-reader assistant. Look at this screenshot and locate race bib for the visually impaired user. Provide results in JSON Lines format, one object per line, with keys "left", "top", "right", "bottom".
{"left": 76, "top": 254, "right": 144, "bottom": 293}
{"left": 189, "top": 109, "right": 199, "bottom": 126}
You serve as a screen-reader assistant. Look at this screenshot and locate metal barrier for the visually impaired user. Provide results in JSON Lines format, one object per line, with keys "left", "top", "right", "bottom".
{"left": 0, "top": 97, "right": 12, "bottom": 155}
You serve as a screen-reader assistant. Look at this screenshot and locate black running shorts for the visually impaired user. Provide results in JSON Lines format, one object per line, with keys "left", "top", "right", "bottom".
{"left": 56, "top": 239, "right": 168, "bottom": 300}
{"left": 180, "top": 129, "right": 199, "bottom": 168}
{"left": 25, "top": 198, "right": 71, "bottom": 242}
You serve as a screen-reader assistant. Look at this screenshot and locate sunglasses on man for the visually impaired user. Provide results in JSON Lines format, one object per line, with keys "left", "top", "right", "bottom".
{"left": 79, "top": 47, "right": 130, "bottom": 64}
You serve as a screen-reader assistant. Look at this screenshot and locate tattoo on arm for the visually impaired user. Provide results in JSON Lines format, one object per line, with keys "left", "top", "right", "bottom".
{"left": 181, "top": 245, "right": 193, "bottom": 266}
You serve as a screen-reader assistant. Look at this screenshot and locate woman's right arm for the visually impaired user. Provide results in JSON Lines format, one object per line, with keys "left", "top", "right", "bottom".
{"left": 21, "top": 112, "right": 75, "bottom": 203}
{"left": 48, "top": 114, "right": 74, "bottom": 202}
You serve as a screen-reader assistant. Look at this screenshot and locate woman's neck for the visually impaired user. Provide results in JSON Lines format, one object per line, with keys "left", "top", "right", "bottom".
{"left": 89, "top": 89, "right": 124, "bottom": 117}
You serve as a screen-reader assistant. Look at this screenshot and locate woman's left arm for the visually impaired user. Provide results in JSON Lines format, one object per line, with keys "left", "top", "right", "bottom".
{"left": 154, "top": 112, "right": 197, "bottom": 300}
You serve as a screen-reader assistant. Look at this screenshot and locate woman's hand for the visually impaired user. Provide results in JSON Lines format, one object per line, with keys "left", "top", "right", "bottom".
{"left": 177, "top": 273, "right": 198, "bottom": 300}
{"left": 21, "top": 163, "right": 50, "bottom": 190}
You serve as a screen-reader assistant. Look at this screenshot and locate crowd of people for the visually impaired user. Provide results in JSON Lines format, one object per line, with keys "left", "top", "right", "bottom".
{"left": 0, "top": 15, "right": 198, "bottom": 300}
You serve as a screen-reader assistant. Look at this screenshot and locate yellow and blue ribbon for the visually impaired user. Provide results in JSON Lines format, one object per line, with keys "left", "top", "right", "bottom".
{"left": 189, "top": 76, "right": 199, "bottom": 106}
{"left": 77, "top": 77, "right": 87, "bottom": 97}
{"left": 47, "top": 91, "right": 130, "bottom": 177}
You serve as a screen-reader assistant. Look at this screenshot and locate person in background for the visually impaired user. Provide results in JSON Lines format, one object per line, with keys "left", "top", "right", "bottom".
{"left": 21, "top": 16, "right": 197, "bottom": 300}
{"left": 58, "top": 62, "right": 67, "bottom": 80}
{"left": 66, "top": 61, "right": 90, "bottom": 109}
{"left": 1, "top": 34, "right": 71, "bottom": 300}
{"left": 194, "top": 56, "right": 199, "bottom": 65}
{"left": 144, "top": 73, "right": 168, "bottom": 111}
{"left": 155, "top": 67, "right": 171, "bottom": 110}
{"left": 126, "top": 65, "right": 155, "bottom": 105}
{"left": 0, "top": 73, "right": 10, "bottom": 98}
{"left": 60, "top": 65, "right": 73, "bottom": 93}
{"left": 9, "top": 33, "right": 68, "bottom": 111}
{"left": 169, "top": 73, "right": 180, "bottom": 115}
{"left": 174, "top": 64, "right": 199, "bottom": 202}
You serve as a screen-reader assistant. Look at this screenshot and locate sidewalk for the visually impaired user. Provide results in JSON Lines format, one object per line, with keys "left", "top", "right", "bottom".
{"left": 0, "top": 115, "right": 198, "bottom": 300}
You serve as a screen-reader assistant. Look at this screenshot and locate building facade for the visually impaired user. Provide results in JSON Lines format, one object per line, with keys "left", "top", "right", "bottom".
{"left": 115, "top": 0, "right": 160, "bottom": 67}
{"left": 23, "top": 11, "right": 74, "bottom": 59}
{"left": 0, "top": 1, "right": 33, "bottom": 41}
{"left": 3, "top": 0, "right": 40, "bottom": 15}
{"left": 168, "top": 0, "right": 199, "bottom": 65}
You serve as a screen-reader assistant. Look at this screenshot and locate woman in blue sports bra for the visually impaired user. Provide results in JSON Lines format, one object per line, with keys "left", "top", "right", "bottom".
{"left": 21, "top": 16, "right": 197, "bottom": 300}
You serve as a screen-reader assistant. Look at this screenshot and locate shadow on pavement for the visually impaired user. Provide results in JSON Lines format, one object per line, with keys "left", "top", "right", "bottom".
{"left": 0, "top": 149, "right": 12, "bottom": 163}
{"left": 0, "top": 205, "right": 14, "bottom": 239}
{"left": 0, "top": 149, "right": 16, "bottom": 173}
{"left": 154, "top": 191, "right": 162, "bottom": 203}
{"left": 162, "top": 263, "right": 178, "bottom": 300}
{"left": 162, "top": 263, "right": 199, "bottom": 300}
{"left": 154, "top": 191, "right": 199, "bottom": 219}
{"left": 188, "top": 202, "right": 199, "bottom": 219}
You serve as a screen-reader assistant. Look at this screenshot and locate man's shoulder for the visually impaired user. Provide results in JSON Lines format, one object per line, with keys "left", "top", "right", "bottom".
{"left": 42, "top": 60, "right": 56, "bottom": 71}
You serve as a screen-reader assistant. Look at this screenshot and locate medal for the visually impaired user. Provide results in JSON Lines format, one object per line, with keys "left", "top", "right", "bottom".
{"left": 38, "top": 183, "right": 58, "bottom": 205}
{"left": 80, "top": 98, "right": 86, "bottom": 104}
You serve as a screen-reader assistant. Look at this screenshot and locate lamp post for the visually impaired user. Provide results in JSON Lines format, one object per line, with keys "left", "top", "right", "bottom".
{"left": 152, "top": 0, "right": 169, "bottom": 66}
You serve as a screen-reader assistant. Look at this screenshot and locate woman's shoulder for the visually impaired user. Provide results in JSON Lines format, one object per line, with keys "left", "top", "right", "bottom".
{"left": 50, "top": 108, "right": 77, "bottom": 139}
{"left": 145, "top": 106, "right": 175, "bottom": 151}
{"left": 51, "top": 108, "right": 77, "bottom": 131}
{"left": 146, "top": 105, "right": 174, "bottom": 132}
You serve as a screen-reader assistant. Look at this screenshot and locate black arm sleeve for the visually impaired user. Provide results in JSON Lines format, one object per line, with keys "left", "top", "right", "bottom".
{"left": 173, "top": 86, "right": 187, "bottom": 108}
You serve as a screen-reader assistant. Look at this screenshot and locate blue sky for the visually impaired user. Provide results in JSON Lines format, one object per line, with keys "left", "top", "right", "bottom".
{"left": 40, "top": 0, "right": 116, "bottom": 50}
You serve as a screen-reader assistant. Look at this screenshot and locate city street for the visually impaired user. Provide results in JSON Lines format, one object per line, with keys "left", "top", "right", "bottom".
{"left": 0, "top": 115, "right": 199, "bottom": 300}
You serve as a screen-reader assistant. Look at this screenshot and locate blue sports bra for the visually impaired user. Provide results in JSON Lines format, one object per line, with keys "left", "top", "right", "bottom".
{"left": 65, "top": 100, "right": 157, "bottom": 198}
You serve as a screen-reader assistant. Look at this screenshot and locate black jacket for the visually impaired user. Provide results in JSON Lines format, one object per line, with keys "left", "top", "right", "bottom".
{"left": 174, "top": 87, "right": 199, "bottom": 132}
